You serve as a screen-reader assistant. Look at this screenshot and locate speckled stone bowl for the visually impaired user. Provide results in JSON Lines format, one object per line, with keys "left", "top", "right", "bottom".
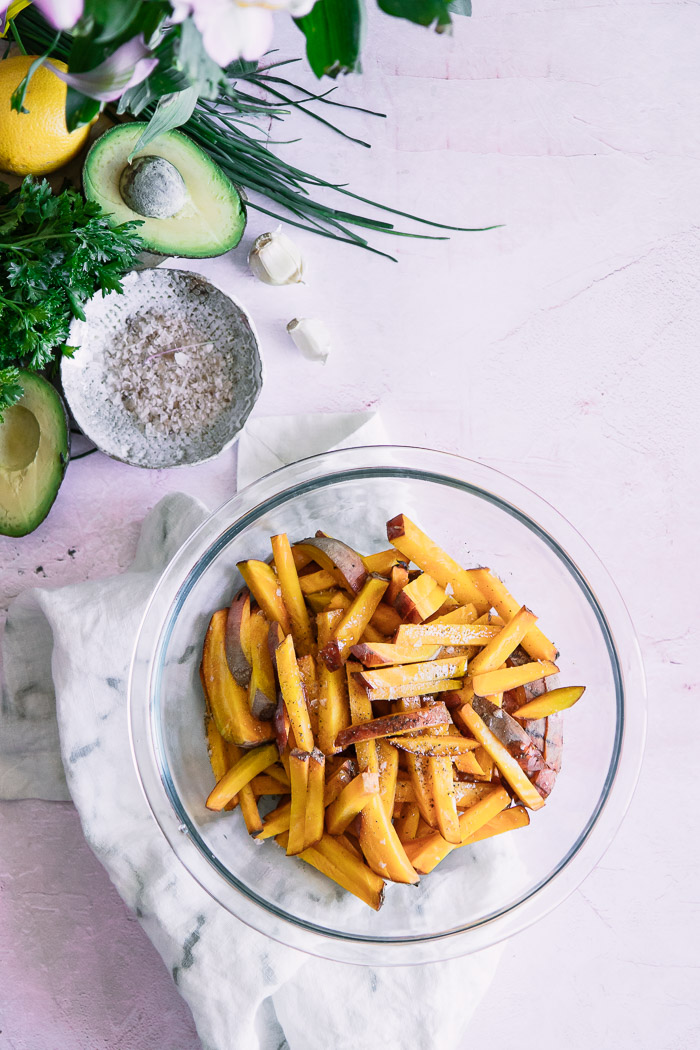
{"left": 62, "top": 269, "right": 263, "bottom": 469}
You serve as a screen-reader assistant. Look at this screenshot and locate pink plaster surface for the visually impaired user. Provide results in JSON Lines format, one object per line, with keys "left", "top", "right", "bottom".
{"left": 1, "top": 1, "right": 699, "bottom": 1048}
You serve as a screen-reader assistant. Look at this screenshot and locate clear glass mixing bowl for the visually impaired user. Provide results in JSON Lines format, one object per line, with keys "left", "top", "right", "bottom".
{"left": 128, "top": 446, "right": 646, "bottom": 964}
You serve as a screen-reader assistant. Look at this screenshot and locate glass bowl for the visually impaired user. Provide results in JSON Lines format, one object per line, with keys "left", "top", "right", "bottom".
{"left": 128, "top": 446, "right": 646, "bottom": 964}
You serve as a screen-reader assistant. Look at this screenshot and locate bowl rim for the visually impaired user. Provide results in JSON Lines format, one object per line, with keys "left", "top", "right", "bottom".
{"left": 61, "top": 267, "right": 263, "bottom": 469}
{"left": 128, "top": 445, "right": 646, "bottom": 965}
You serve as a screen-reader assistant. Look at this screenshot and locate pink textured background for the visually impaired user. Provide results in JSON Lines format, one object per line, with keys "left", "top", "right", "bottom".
{"left": 1, "top": 2, "right": 698, "bottom": 1048}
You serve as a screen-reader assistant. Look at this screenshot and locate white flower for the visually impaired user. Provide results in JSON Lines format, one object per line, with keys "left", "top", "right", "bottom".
{"left": 181, "top": 0, "right": 315, "bottom": 66}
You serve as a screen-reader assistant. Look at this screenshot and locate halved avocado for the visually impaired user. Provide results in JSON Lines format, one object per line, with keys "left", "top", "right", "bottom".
{"left": 0, "top": 373, "right": 70, "bottom": 537}
{"left": 83, "top": 124, "right": 246, "bottom": 258}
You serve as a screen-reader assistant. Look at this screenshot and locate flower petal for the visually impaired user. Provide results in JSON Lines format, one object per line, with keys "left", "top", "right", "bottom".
{"left": 194, "top": 4, "right": 274, "bottom": 65}
{"left": 47, "top": 34, "right": 158, "bottom": 102}
{"left": 33, "top": 0, "right": 84, "bottom": 30}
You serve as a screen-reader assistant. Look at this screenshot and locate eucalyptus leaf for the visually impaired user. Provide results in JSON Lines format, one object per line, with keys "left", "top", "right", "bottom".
{"left": 295, "top": 0, "right": 365, "bottom": 78}
{"left": 65, "top": 85, "right": 101, "bottom": 130}
{"left": 449, "top": 0, "right": 471, "bottom": 14}
{"left": 377, "top": 0, "right": 453, "bottom": 28}
{"left": 127, "top": 86, "right": 198, "bottom": 161}
{"left": 175, "top": 17, "right": 223, "bottom": 98}
{"left": 10, "top": 37, "right": 59, "bottom": 113}
{"left": 82, "top": 0, "right": 144, "bottom": 44}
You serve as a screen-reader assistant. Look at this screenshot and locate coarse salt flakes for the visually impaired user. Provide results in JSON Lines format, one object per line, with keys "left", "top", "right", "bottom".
{"left": 101, "top": 313, "right": 234, "bottom": 440}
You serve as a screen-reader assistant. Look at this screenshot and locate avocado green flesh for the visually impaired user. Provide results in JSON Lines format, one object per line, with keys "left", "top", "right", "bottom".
{"left": 83, "top": 124, "right": 246, "bottom": 258}
{"left": 0, "top": 373, "right": 70, "bottom": 537}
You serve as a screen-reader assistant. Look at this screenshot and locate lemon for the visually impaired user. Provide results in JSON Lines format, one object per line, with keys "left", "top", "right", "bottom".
{"left": 0, "top": 55, "right": 92, "bottom": 176}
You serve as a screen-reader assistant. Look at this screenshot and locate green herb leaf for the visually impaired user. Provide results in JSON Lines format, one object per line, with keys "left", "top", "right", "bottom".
{"left": 377, "top": 0, "right": 453, "bottom": 28}
{"left": 449, "top": 0, "right": 472, "bottom": 14}
{"left": 295, "top": 0, "right": 365, "bottom": 78}
{"left": 0, "top": 178, "right": 143, "bottom": 396}
{"left": 82, "top": 0, "right": 145, "bottom": 44}
{"left": 65, "top": 84, "right": 101, "bottom": 130}
{"left": 127, "top": 85, "right": 198, "bottom": 161}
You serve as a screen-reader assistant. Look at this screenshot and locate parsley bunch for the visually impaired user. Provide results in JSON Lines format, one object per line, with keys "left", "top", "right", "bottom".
{"left": 0, "top": 177, "right": 143, "bottom": 419}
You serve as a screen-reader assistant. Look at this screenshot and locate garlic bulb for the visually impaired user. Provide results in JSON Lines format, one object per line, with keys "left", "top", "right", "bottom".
{"left": 287, "top": 318, "right": 332, "bottom": 363}
{"left": 249, "top": 227, "right": 304, "bottom": 285}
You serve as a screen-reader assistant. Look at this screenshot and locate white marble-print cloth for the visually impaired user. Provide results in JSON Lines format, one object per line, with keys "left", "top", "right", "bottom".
{"left": 0, "top": 411, "right": 503, "bottom": 1050}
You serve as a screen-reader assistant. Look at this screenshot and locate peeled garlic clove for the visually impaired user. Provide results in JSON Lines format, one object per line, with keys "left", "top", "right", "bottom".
{"left": 249, "top": 226, "right": 304, "bottom": 285}
{"left": 287, "top": 318, "right": 332, "bottom": 363}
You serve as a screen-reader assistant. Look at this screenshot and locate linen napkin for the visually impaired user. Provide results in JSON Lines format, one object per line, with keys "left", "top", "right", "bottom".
{"left": 0, "top": 411, "right": 506, "bottom": 1050}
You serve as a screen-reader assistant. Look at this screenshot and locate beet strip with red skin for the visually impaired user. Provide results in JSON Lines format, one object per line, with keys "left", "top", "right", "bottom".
{"left": 471, "top": 695, "right": 557, "bottom": 800}
{"left": 334, "top": 702, "right": 451, "bottom": 751}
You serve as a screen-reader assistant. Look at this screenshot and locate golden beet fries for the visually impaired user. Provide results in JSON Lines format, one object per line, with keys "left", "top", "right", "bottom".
{"left": 199, "top": 517, "right": 585, "bottom": 909}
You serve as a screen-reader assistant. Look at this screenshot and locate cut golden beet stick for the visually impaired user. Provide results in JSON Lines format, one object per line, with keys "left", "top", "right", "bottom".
{"left": 393, "top": 697, "right": 437, "bottom": 827}
{"left": 247, "top": 609, "right": 277, "bottom": 720}
{"left": 365, "top": 677, "right": 463, "bottom": 702}
{"left": 350, "top": 640, "right": 442, "bottom": 667}
{"left": 377, "top": 739, "right": 399, "bottom": 820}
{"left": 359, "top": 792, "right": 419, "bottom": 884}
{"left": 454, "top": 750, "right": 489, "bottom": 777}
{"left": 287, "top": 749, "right": 310, "bottom": 855}
{"left": 464, "top": 805, "right": 530, "bottom": 844}
{"left": 455, "top": 703, "right": 545, "bottom": 810}
{"left": 323, "top": 757, "right": 357, "bottom": 805}
{"left": 428, "top": 604, "right": 478, "bottom": 626}
{"left": 388, "top": 734, "right": 480, "bottom": 757}
{"left": 467, "top": 605, "right": 538, "bottom": 676}
{"left": 305, "top": 590, "right": 338, "bottom": 613}
{"left": 386, "top": 514, "right": 489, "bottom": 613}
{"left": 319, "top": 575, "right": 389, "bottom": 670}
{"left": 325, "top": 771, "right": 379, "bottom": 835}
{"left": 224, "top": 742, "right": 264, "bottom": 834}
{"left": 394, "top": 623, "right": 501, "bottom": 648}
{"left": 304, "top": 748, "right": 326, "bottom": 848}
{"left": 238, "top": 786, "right": 263, "bottom": 834}
{"left": 290, "top": 833, "right": 385, "bottom": 911}
{"left": 206, "top": 742, "right": 278, "bottom": 811}
{"left": 298, "top": 654, "right": 320, "bottom": 740}
{"left": 513, "top": 685, "right": 586, "bottom": 720}
{"left": 395, "top": 802, "right": 421, "bottom": 842}
{"left": 299, "top": 568, "right": 338, "bottom": 595}
{"left": 422, "top": 719, "right": 460, "bottom": 844}
{"left": 357, "top": 654, "right": 469, "bottom": 694}
{"left": 403, "top": 786, "right": 511, "bottom": 874}
{"left": 250, "top": 774, "right": 289, "bottom": 797}
{"left": 335, "top": 832, "right": 364, "bottom": 862}
{"left": 316, "top": 609, "right": 351, "bottom": 755}
{"left": 346, "top": 660, "right": 379, "bottom": 774}
{"left": 256, "top": 799, "right": 292, "bottom": 839}
{"left": 386, "top": 564, "right": 409, "bottom": 606}
{"left": 428, "top": 754, "right": 460, "bottom": 844}
{"left": 334, "top": 703, "right": 452, "bottom": 751}
{"left": 237, "top": 560, "right": 291, "bottom": 635}
{"left": 202, "top": 610, "right": 274, "bottom": 747}
{"left": 469, "top": 568, "right": 558, "bottom": 662}
{"left": 292, "top": 536, "right": 368, "bottom": 594}
{"left": 271, "top": 533, "right": 315, "bottom": 656}
{"left": 205, "top": 711, "right": 237, "bottom": 810}
{"left": 326, "top": 591, "right": 352, "bottom": 612}
{"left": 362, "top": 549, "right": 407, "bottom": 575}
{"left": 370, "top": 602, "right": 403, "bottom": 636}
{"left": 394, "top": 572, "right": 447, "bottom": 624}
{"left": 472, "top": 660, "right": 559, "bottom": 697}
{"left": 276, "top": 633, "right": 315, "bottom": 752}
{"left": 359, "top": 622, "right": 388, "bottom": 644}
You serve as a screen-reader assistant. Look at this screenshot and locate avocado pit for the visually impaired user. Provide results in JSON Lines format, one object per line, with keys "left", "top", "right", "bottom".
{"left": 0, "top": 404, "right": 41, "bottom": 471}
{"left": 119, "top": 156, "right": 187, "bottom": 219}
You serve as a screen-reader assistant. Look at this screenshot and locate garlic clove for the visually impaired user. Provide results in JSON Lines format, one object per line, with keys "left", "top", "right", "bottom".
{"left": 249, "top": 226, "right": 304, "bottom": 285}
{"left": 287, "top": 318, "right": 332, "bottom": 363}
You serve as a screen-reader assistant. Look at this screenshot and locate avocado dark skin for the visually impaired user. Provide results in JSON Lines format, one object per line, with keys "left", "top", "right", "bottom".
{"left": 0, "top": 372, "right": 70, "bottom": 537}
